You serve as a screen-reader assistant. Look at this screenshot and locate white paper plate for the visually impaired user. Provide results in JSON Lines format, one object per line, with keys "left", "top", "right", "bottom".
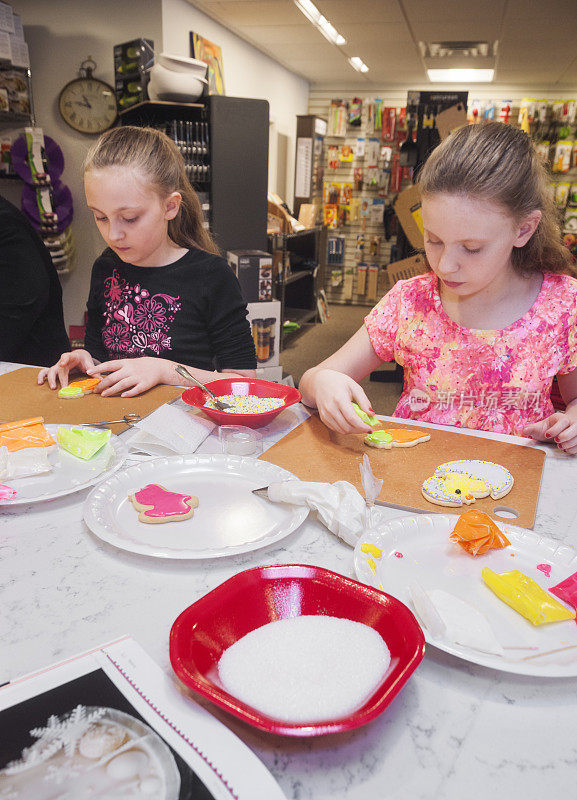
{"left": 0, "top": 425, "right": 129, "bottom": 506}
{"left": 354, "top": 514, "right": 577, "bottom": 677}
{"left": 83, "top": 454, "right": 309, "bottom": 559}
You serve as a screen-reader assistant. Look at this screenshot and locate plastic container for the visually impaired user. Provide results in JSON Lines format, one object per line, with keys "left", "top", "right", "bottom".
{"left": 170, "top": 564, "right": 426, "bottom": 736}
{"left": 147, "top": 53, "right": 209, "bottom": 102}
{"left": 181, "top": 377, "right": 301, "bottom": 429}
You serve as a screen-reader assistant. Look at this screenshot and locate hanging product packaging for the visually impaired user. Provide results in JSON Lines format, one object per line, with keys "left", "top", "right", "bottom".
{"left": 329, "top": 99, "right": 348, "bottom": 137}
{"left": 353, "top": 167, "right": 364, "bottom": 191}
{"left": 563, "top": 208, "right": 577, "bottom": 233}
{"left": 328, "top": 145, "right": 339, "bottom": 170}
{"left": 381, "top": 107, "right": 396, "bottom": 141}
{"left": 553, "top": 140, "right": 573, "bottom": 173}
{"left": 555, "top": 182, "right": 570, "bottom": 208}
{"left": 449, "top": 510, "right": 510, "bottom": 556}
{"left": 366, "top": 138, "right": 380, "bottom": 166}
{"left": 0, "top": 417, "right": 55, "bottom": 453}
{"left": 373, "top": 98, "right": 383, "bottom": 131}
{"left": 482, "top": 568, "right": 576, "bottom": 626}
{"left": 355, "top": 138, "right": 365, "bottom": 158}
{"left": 340, "top": 144, "right": 353, "bottom": 162}
{"left": 349, "top": 97, "right": 362, "bottom": 127}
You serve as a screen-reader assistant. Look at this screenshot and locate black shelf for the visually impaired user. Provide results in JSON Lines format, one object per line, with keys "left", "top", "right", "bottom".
{"left": 284, "top": 269, "right": 314, "bottom": 286}
{"left": 284, "top": 308, "right": 317, "bottom": 326}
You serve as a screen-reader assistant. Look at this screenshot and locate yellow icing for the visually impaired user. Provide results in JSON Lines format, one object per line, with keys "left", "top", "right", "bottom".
{"left": 361, "top": 543, "right": 383, "bottom": 558}
{"left": 482, "top": 568, "right": 576, "bottom": 626}
{"left": 367, "top": 558, "right": 377, "bottom": 573}
{"left": 442, "top": 472, "right": 489, "bottom": 497}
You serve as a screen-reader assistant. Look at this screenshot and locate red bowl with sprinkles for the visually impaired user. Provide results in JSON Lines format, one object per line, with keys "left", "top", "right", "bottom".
{"left": 181, "top": 377, "right": 302, "bottom": 428}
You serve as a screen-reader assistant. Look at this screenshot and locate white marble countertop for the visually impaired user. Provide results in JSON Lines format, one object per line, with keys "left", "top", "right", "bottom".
{"left": 1, "top": 361, "right": 576, "bottom": 800}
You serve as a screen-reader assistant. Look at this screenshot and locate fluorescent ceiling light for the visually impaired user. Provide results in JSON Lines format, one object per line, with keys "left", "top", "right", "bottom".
{"left": 349, "top": 57, "right": 369, "bottom": 73}
{"left": 294, "top": 0, "right": 346, "bottom": 45}
{"left": 427, "top": 68, "right": 494, "bottom": 83}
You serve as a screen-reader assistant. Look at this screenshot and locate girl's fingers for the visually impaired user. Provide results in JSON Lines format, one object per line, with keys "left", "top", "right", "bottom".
{"left": 99, "top": 375, "right": 135, "bottom": 397}
{"left": 350, "top": 386, "right": 374, "bottom": 417}
{"left": 37, "top": 368, "right": 48, "bottom": 385}
{"left": 557, "top": 434, "right": 577, "bottom": 455}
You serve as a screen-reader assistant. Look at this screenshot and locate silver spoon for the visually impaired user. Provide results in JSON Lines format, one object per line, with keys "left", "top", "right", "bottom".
{"left": 84, "top": 414, "right": 142, "bottom": 426}
{"left": 175, "top": 364, "right": 232, "bottom": 411}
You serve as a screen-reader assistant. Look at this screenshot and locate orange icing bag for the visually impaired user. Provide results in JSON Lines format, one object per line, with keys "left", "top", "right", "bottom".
{"left": 482, "top": 568, "right": 576, "bottom": 626}
{"left": 0, "top": 417, "right": 55, "bottom": 453}
{"left": 449, "top": 510, "right": 510, "bottom": 556}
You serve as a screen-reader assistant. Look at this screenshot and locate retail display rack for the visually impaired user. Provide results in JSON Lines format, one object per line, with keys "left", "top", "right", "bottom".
{"left": 119, "top": 95, "right": 269, "bottom": 257}
{"left": 268, "top": 225, "right": 327, "bottom": 342}
{"left": 313, "top": 97, "right": 414, "bottom": 307}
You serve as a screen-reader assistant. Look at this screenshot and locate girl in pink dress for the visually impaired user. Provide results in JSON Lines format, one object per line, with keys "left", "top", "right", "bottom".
{"left": 300, "top": 122, "right": 577, "bottom": 454}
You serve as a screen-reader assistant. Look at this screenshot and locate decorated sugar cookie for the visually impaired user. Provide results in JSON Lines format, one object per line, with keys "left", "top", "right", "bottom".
{"left": 364, "top": 428, "right": 431, "bottom": 449}
{"left": 129, "top": 483, "right": 199, "bottom": 524}
{"left": 58, "top": 377, "right": 101, "bottom": 399}
{"left": 422, "top": 459, "right": 514, "bottom": 507}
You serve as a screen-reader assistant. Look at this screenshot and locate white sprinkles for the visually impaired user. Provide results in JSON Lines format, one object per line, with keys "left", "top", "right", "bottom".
{"left": 205, "top": 394, "right": 285, "bottom": 414}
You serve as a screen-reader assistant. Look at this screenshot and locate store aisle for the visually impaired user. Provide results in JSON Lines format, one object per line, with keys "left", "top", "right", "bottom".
{"left": 281, "top": 304, "right": 402, "bottom": 416}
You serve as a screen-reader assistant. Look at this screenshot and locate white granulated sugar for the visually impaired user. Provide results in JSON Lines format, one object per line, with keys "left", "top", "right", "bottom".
{"left": 218, "top": 615, "right": 391, "bottom": 723}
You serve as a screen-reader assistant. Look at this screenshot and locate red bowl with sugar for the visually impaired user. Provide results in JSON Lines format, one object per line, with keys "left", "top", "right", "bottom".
{"left": 169, "top": 564, "right": 426, "bottom": 736}
{"left": 181, "top": 377, "right": 301, "bottom": 428}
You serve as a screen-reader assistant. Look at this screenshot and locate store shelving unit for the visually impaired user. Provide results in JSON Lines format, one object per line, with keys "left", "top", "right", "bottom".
{"left": 119, "top": 95, "right": 269, "bottom": 256}
{"left": 269, "top": 225, "right": 327, "bottom": 343}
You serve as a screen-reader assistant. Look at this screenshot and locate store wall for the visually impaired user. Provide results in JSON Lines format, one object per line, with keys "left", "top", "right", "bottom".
{"left": 161, "top": 0, "right": 310, "bottom": 206}
{"left": 10, "top": 0, "right": 162, "bottom": 330}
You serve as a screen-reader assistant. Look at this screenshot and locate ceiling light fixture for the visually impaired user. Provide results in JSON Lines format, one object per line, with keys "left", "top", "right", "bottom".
{"left": 293, "top": 0, "right": 346, "bottom": 46}
{"left": 427, "top": 68, "right": 494, "bottom": 83}
{"left": 349, "top": 57, "right": 369, "bottom": 73}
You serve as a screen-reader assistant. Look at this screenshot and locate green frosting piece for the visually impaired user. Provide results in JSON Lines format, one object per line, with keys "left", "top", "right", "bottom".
{"left": 365, "top": 430, "right": 393, "bottom": 444}
{"left": 57, "top": 427, "right": 111, "bottom": 460}
{"left": 351, "top": 402, "right": 379, "bottom": 428}
{"left": 58, "top": 386, "right": 83, "bottom": 398}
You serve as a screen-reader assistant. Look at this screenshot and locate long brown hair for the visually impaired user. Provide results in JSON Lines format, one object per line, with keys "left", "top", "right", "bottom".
{"left": 83, "top": 125, "right": 220, "bottom": 255}
{"left": 418, "top": 121, "right": 573, "bottom": 275}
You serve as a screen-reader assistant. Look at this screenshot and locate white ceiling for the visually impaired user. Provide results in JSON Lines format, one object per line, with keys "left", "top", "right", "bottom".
{"left": 187, "top": 0, "right": 577, "bottom": 89}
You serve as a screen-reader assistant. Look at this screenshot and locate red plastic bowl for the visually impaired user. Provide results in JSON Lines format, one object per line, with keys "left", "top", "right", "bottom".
{"left": 181, "top": 377, "right": 302, "bottom": 428}
{"left": 169, "top": 564, "right": 426, "bottom": 737}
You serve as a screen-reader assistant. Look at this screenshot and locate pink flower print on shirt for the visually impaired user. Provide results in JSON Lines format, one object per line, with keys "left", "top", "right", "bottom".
{"left": 133, "top": 298, "right": 167, "bottom": 333}
{"left": 102, "top": 322, "right": 132, "bottom": 353}
{"left": 101, "top": 271, "right": 180, "bottom": 359}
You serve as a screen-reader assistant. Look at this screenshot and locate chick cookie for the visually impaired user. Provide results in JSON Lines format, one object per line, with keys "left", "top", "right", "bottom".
{"left": 129, "top": 483, "right": 199, "bottom": 524}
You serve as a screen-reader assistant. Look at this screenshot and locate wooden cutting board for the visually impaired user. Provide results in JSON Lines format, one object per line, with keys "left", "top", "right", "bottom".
{"left": 260, "top": 415, "right": 546, "bottom": 528}
{"left": 0, "top": 367, "right": 183, "bottom": 432}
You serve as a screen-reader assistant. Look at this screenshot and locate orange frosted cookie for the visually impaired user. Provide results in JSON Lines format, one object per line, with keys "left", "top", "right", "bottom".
{"left": 129, "top": 483, "right": 199, "bottom": 524}
{"left": 364, "top": 428, "right": 430, "bottom": 449}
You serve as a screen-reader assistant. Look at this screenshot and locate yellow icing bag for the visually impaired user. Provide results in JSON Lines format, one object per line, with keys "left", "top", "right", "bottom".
{"left": 482, "top": 568, "right": 576, "bottom": 626}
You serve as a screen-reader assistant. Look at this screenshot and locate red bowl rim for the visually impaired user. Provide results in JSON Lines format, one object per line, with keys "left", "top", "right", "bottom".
{"left": 169, "top": 563, "right": 426, "bottom": 737}
{"left": 180, "top": 378, "right": 302, "bottom": 415}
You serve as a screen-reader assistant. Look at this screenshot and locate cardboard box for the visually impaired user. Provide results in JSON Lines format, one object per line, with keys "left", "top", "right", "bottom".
{"left": 393, "top": 185, "right": 424, "bottom": 250}
{"left": 228, "top": 250, "right": 273, "bottom": 303}
{"left": 387, "top": 254, "right": 428, "bottom": 285}
{"left": 247, "top": 301, "right": 281, "bottom": 367}
{"left": 113, "top": 38, "right": 154, "bottom": 107}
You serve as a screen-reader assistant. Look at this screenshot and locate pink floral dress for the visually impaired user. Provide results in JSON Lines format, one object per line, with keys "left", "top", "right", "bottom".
{"left": 364, "top": 271, "right": 577, "bottom": 435}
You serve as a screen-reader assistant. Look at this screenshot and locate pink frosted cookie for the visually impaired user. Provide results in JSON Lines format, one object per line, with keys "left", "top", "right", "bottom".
{"left": 129, "top": 483, "right": 199, "bottom": 524}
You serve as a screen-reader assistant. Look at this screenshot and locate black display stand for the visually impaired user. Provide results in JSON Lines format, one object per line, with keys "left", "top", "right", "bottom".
{"left": 119, "top": 95, "right": 269, "bottom": 257}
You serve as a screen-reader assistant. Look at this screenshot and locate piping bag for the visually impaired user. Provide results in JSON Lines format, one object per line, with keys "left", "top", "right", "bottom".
{"left": 257, "top": 455, "right": 383, "bottom": 547}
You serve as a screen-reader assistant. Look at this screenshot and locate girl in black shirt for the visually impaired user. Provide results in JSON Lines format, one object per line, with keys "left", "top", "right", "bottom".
{"left": 38, "top": 126, "right": 256, "bottom": 397}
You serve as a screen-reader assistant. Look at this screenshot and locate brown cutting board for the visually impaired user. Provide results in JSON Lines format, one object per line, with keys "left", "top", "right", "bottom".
{"left": 260, "top": 415, "right": 546, "bottom": 528}
{"left": 0, "top": 367, "right": 183, "bottom": 432}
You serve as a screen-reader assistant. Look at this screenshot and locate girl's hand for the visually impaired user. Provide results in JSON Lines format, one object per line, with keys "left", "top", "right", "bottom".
{"left": 37, "top": 349, "right": 96, "bottom": 389}
{"left": 523, "top": 412, "right": 577, "bottom": 455}
{"left": 87, "top": 357, "right": 170, "bottom": 397}
{"left": 310, "top": 368, "right": 374, "bottom": 435}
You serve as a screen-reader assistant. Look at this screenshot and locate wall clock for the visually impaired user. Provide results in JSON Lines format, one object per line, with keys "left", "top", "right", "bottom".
{"left": 58, "top": 57, "right": 118, "bottom": 135}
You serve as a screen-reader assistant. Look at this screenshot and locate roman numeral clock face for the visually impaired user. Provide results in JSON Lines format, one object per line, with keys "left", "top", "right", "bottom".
{"left": 58, "top": 77, "right": 118, "bottom": 134}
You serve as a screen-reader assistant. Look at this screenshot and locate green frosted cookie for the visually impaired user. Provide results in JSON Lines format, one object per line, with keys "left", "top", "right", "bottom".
{"left": 351, "top": 402, "right": 379, "bottom": 428}
{"left": 365, "top": 430, "right": 393, "bottom": 445}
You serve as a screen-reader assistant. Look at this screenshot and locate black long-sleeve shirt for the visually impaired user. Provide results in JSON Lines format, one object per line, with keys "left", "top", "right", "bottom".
{"left": 84, "top": 247, "right": 257, "bottom": 370}
{"left": 0, "top": 196, "right": 69, "bottom": 367}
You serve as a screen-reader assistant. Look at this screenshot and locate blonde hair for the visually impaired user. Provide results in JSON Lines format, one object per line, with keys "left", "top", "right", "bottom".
{"left": 418, "top": 121, "right": 573, "bottom": 275}
{"left": 84, "top": 125, "right": 220, "bottom": 255}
